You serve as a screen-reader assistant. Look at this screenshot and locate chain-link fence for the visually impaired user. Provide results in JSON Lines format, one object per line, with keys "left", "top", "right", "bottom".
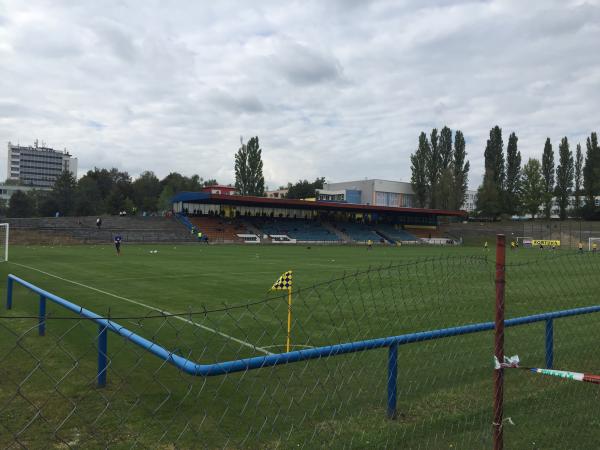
{"left": 1, "top": 247, "right": 598, "bottom": 449}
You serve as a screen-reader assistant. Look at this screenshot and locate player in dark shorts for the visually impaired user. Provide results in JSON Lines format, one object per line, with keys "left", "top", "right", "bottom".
{"left": 114, "top": 235, "right": 122, "bottom": 256}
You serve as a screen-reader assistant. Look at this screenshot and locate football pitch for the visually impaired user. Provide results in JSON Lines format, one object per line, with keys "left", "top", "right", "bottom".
{"left": 1, "top": 244, "right": 599, "bottom": 448}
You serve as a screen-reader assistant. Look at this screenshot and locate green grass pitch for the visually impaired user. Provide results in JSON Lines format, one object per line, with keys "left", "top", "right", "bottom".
{"left": 0, "top": 243, "right": 598, "bottom": 448}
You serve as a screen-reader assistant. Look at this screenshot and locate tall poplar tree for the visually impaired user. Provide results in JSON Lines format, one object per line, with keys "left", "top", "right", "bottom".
{"left": 521, "top": 158, "right": 544, "bottom": 219}
{"left": 452, "top": 130, "right": 469, "bottom": 210}
{"left": 541, "top": 138, "right": 555, "bottom": 219}
{"left": 574, "top": 143, "right": 583, "bottom": 214}
{"left": 504, "top": 132, "right": 521, "bottom": 215}
{"left": 410, "top": 132, "right": 431, "bottom": 208}
{"left": 235, "top": 136, "right": 265, "bottom": 196}
{"left": 427, "top": 128, "right": 440, "bottom": 208}
{"left": 583, "top": 132, "right": 600, "bottom": 212}
{"left": 555, "top": 137, "right": 574, "bottom": 220}
{"left": 476, "top": 125, "right": 504, "bottom": 218}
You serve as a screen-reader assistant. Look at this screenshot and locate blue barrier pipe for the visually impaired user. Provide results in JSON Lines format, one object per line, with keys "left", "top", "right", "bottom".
{"left": 545, "top": 320, "right": 554, "bottom": 369}
{"left": 98, "top": 325, "right": 108, "bottom": 388}
{"left": 39, "top": 295, "right": 46, "bottom": 336}
{"left": 6, "top": 274, "right": 600, "bottom": 378}
{"left": 6, "top": 276, "right": 12, "bottom": 310}
{"left": 387, "top": 343, "right": 398, "bottom": 419}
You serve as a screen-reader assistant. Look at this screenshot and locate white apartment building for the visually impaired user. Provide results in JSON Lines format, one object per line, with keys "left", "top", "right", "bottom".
{"left": 463, "top": 190, "right": 477, "bottom": 213}
{"left": 7, "top": 141, "right": 78, "bottom": 188}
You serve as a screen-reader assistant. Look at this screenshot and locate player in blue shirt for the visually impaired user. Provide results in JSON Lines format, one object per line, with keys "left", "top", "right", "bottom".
{"left": 114, "top": 235, "right": 122, "bottom": 256}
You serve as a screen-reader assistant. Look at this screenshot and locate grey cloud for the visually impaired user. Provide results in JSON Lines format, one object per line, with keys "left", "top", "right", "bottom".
{"left": 207, "top": 90, "right": 265, "bottom": 113}
{"left": 267, "top": 41, "right": 344, "bottom": 86}
{"left": 0, "top": 0, "right": 599, "bottom": 189}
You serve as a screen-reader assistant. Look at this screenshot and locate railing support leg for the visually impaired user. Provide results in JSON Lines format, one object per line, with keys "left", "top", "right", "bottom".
{"left": 387, "top": 343, "right": 398, "bottom": 419}
{"left": 38, "top": 295, "right": 46, "bottom": 336}
{"left": 545, "top": 319, "right": 554, "bottom": 369}
{"left": 6, "top": 277, "right": 13, "bottom": 310}
{"left": 98, "top": 324, "right": 108, "bottom": 388}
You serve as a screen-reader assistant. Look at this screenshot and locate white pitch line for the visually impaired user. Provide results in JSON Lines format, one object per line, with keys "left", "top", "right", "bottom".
{"left": 9, "top": 261, "right": 273, "bottom": 356}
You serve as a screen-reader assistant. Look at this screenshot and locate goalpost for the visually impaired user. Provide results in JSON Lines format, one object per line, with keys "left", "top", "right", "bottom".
{"left": 588, "top": 237, "right": 600, "bottom": 251}
{"left": 0, "top": 223, "right": 9, "bottom": 262}
{"left": 0, "top": 223, "right": 8, "bottom": 262}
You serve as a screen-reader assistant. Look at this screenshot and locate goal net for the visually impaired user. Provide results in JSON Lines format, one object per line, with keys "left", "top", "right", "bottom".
{"left": 516, "top": 236, "right": 533, "bottom": 248}
{"left": 0, "top": 223, "right": 8, "bottom": 262}
{"left": 588, "top": 237, "right": 600, "bottom": 251}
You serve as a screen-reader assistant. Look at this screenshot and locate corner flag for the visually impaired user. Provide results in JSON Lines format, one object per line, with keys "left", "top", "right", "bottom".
{"left": 271, "top": 270, "right": 293, "bottom": 352}
{"left": 271, "top": 270, "right": 292, "bottom": 291}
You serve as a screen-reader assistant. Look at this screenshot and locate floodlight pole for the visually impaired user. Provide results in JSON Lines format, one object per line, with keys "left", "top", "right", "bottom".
{"left": 493, "top": 234, "right": 506, "bottom": 450}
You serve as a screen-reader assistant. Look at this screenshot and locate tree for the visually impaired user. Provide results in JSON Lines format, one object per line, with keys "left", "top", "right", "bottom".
{"left": 37, "top": 192, "right": 59, "bottom": 217}
{"left": 286, "top": 177, "right": 325, "bottom": 199}
{"left": 427, "top": 128, "right": 440, "bottom": 208}
{"left": 52, "top": 170, "right": 77, "bottom": 216}
{"left": 583, "top": 132, "right": 600, "bottom": 214}
{"left": 574, "top": 143, "right": 584, "bottom": 214}
{"left": 7, "top": 190, "right": 35, "bottom": 217}
{"left": 476, "top": 171, "right": 502, "bottom": 218}
{"left": 504, "top": 132, "right": 521, "bottom": 216}
{"left": 74, "top": 176, "right": 103, "bottom": 216}
{"left": 235, "top": 136, "right": 265, "bottom": 196}
{"left": 436, "top": 168, "right": 454, "bottom": 210}
{"left": 132, "top": 171, "right": 161, "bottom": 212}
{"left": 451, "top": 130, "right": 469, "bottom": 210}
{"left": 555, "top": 137, "right": 574, "bottom": 220}
{"left": 485, "top": 126, "right": 505, "bottom": 187}
{"left": 160, "top": 172, "right": 205, "bottom": 193}
{"left": 477, "top": 126, "right": 504, "bottom": 218}
{"left": 158, "top": 185, "right": 176, "bottom": 211}
{"left": 410, "top": 132, "right": 431, "bottom": 208}
{"left": 521, "top": 158, "right": 544, "bottom": 219}
{"left": 438, "top": 126, "right": 453, "bottom": 170}
{"left": 541, "top": 138, "right": 555, "bottom": 219}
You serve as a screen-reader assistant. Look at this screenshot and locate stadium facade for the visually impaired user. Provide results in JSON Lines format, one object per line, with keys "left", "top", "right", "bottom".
{"left": 7, "top": 141, "right": 78, "bottom": 188}
{"left": 172, "top": 192, "right": 465, "bottom": 222}
{"left": 317, "top": 179, "right": 477, "bottom": 213}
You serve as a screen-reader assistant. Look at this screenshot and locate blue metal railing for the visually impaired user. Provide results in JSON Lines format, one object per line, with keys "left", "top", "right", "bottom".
{"left": 6, "top": 273, "right": 600, "bottom": 419}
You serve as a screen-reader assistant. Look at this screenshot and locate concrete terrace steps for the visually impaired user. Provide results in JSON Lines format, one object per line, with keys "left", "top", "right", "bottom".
{"left": 3, "top": 216, "right": 198, "bottom": 243}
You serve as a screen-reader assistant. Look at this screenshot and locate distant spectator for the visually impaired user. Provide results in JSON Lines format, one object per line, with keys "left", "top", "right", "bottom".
{"left": 96, "top": 217, "right": 102, "bottom": 229}
{"left": 55, "top": 211, "right": 60, "bottom": 217}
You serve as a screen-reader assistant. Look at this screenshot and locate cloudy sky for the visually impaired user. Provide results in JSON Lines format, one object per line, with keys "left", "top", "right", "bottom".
{"left": 0, "top": 0, "right": 599, "bottom": 190}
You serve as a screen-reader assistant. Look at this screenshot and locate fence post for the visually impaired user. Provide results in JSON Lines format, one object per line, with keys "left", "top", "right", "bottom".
{"left": 38, "top": 295, "right": 46, "bottom": 336}
{"left": 387, "top": 342, "right": 398, "bottom": 419}
{"left": 493, "top": 234, "right": 506, "bottom": 450}
{"left": 6, "top": 276, "right": 13, "bottom": 310}
{"left": 545, "top": 319, "right": 554, "bottom": 369}
{"left": 98, "top": 324, "right": 108, "bottom": 388}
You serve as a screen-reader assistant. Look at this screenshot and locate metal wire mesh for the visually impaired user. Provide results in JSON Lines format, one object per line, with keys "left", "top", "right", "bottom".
{"left": 0, "top": 250, "right": 598, "bottom": 449}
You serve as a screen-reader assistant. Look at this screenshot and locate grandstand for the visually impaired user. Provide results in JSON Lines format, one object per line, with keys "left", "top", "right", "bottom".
{"left": 171, "top": 191, "right": 465, "bottom": 245}
{"left": 250, "top": 217, "right": 341, "bottom": 242}
{"left": 334, "top": 221, "right": 383, "bottom": 243}
{"left": 3, "top": 216, "right": 196, "bottom": 244}
{"left": 375, "top": 224, "right": 419, "bottom": 243}
{"left": 188, "top": 216, "right": 249, "bottom": 243}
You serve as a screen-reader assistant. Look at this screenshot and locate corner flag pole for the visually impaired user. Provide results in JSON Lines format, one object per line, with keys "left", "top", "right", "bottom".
{"left": 270, "top": 270, "right": 294, "bottom": 353}
{"left": 286, "top": 287, "right": 292, "bottom": 353}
